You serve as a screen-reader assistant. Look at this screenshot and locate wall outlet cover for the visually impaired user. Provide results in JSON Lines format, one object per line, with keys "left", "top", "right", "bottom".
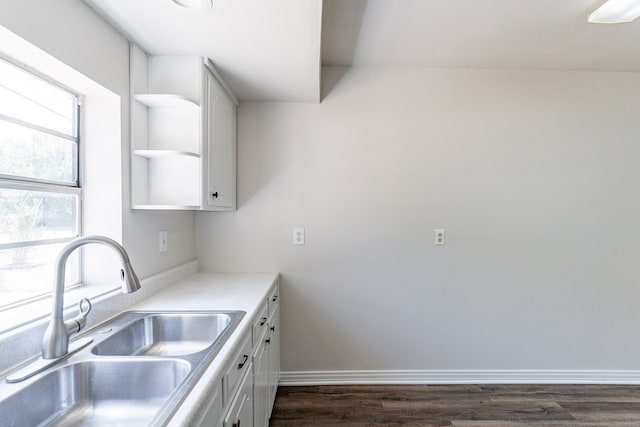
{"left": 293, "top": 228, "right": 305, "bottom": 245}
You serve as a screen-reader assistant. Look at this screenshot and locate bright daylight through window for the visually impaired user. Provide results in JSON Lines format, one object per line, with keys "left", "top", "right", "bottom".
{"left": 0, "top": 57, "right": 81, "bottom": 308}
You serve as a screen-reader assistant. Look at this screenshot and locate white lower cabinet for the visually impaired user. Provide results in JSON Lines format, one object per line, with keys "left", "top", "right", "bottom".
{"left": 193, "top": 280, "right": 279, "bottom": 427}
{"left": 267, "top": 306, "right": 280, "bottom": 413}
{"left": 253, "top": 283, "right": 279, "bottom": 426}
{"left": 253, "top": 327, "right": 269, "bottom": 427}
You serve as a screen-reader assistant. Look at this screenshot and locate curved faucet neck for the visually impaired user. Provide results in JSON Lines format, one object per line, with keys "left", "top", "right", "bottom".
{"left": 51, "top": 236, "right": 132, "bottom": 319}
{"left": 44, "top": 235, "right": 140, "bottom": 359}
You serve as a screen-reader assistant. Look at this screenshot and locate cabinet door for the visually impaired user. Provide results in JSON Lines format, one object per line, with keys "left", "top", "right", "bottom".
{"left": 253, "top": 331, "right": 269, "bottom": 427}
{"left": 205, "top": 72, "right": 236, "bottom": 211}
{"left": 268, "top": 306, "right": 280, "bottom": 414}
{"left": 194, "top": 387, "right": 223, "bottom": 427}
{"left": 224, "top": 366, "right": 253, "bottom": 427}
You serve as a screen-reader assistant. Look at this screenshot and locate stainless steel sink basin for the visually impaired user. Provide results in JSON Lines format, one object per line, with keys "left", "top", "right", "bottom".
{"left": 0, "top": 359, "right": 190, "bottom": 427}
{"left": 91, "top": 313, "right": 233, "bottom": 356}
{"left": 0, "top": 310, "right": 245, "bottom": 427}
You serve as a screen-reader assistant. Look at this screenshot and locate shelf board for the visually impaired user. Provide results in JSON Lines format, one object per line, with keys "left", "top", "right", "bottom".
{"left": 134, "top": 94, "right": 199, "bottom": 108}
{"left": 133, "top": 149, "right": 201, "bottom": 159}
{"left": 132, "top": 204, "right": 200, "bottom": 211}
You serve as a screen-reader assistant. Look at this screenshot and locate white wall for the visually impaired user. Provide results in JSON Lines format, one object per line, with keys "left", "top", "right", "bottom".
{"left": 197, "top": 66, "right": 640, "bottom": 372}
{"left": 0, "top": 0, "right": 196, "bottom": 278}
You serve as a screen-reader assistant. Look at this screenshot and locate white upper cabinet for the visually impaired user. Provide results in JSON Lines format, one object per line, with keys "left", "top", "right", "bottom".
{"left": 130, "top": 43, "right": 237, "bottom": 211}
{"left": 205, "top": 71, "right": 236, "bottom": 210}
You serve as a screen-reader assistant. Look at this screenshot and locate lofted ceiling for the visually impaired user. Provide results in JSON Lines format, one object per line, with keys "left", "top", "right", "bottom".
{"left": 84, "top": 0, "right": 640, "bottom": 103}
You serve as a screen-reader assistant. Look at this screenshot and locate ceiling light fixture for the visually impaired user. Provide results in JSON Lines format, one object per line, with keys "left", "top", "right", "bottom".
{"left": 171, "top": 0, "right": 213, "bottom": 10}
{"left": 173, "top": 0, "right": 201, "bottom": 8}
{"left": 588, "top": 0, "right": 640, "bottom": 23}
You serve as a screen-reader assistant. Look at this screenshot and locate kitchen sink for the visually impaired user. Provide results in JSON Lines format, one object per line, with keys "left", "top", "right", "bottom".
{"left": 0, "top": 359, "right": 190, "bottom": 427}
{"left": 0, "top": 310, "right": 245, "bottom": 427}
{"left": 91, "top": 313, "right": 233, "bottom": 356}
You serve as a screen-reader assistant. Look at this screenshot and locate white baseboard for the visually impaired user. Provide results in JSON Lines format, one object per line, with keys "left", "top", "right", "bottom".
{"left": 279, "top": 370, "right": 640, "bottom": 385}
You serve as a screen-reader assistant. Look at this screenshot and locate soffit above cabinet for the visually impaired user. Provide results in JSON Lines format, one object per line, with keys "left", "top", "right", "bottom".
{"left": 322, "top": 0, "right": 640, "bottom": 72}
{"left": 83, "top": 0, "right": 322, "bottom": 103}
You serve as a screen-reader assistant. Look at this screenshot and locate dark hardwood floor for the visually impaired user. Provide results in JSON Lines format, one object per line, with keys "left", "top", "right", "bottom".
{"left": 269, "top": 384, "right": 640, "bottom": 426}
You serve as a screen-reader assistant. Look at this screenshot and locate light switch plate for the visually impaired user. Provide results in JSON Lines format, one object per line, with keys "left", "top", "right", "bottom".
{"left": 159, "top": 231, "right": 168, "bottom": 252}
{"left": 434, "top": 229, "right": 445, "bottom": 246}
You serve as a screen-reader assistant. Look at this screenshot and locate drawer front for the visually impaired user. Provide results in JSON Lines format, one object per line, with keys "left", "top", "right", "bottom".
{"left": 267, "top": 282, "right": 279, "bottom": 316}
{"left": 252, "top": 303, "right": 268, "bottom": 347}
{"left": 223, "top": 362, "right": 253, "bottom": 427}
{"left": 223, "top": 334, "right": 252, "bottom": 406}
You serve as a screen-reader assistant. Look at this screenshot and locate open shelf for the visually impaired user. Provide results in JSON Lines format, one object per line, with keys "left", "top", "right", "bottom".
{"left": 134, "top": 94, "right": 199, "bottom": 108}
{"left": 132, "top": 204, "right": 200, "bottom": 210}
{"left": 133, "top": 149, "right": 201, "bottom": 159}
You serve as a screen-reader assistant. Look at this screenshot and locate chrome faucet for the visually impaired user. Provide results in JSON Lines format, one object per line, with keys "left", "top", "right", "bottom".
{"left": 42, "top": 235, "right": 141, "bottom": 359}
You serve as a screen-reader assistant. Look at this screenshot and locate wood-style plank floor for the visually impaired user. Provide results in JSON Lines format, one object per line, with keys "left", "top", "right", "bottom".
{"left": 269, "top": 385, "right": 640, "bottom": 426}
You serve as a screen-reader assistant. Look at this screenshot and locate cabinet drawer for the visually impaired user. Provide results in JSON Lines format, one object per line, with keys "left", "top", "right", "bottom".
{"left": 222, "top": 334, "right": 252, "bottom": 406}
{"left": 252, "top": 303, "right": 268, "bottom": 347}
{"left": 223, "top": 363, "right": 253, "bottom": 427}
{"left": 267, "top": 283, "right": 279, "bottom": 316}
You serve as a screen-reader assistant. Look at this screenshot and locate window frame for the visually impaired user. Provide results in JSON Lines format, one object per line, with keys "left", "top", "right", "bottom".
{"left": 0, "top": 55, "right": 83, "bottom": 308}
{"left": 0, "top": 114, "right": 80, "bottom": 187}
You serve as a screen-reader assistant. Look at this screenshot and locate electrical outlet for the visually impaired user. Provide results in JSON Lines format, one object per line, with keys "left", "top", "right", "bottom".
{"left": 434, "top": 229, "right": 445, "bottom": 246}
{"left": 159, "top": 231, "right": 168, "bottom": 253}
{"left": 293, "top": 228, "right": 305, "bottom": 245}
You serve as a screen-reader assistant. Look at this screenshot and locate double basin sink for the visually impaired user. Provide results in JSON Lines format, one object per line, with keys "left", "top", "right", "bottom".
{"left": 0, "top": 310, "right": 245, "bottom": 426}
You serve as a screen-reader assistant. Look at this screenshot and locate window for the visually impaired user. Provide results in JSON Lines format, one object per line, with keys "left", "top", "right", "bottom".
{"left": 0, "top": 57, "right": 81, "bottom": 309}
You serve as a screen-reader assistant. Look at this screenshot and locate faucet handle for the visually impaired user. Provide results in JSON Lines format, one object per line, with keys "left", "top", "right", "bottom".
{"left": 79, "top": 297, "right": 92, "bottom": 317}
{"left": 75, "top": 298, "right": 92, "bottom": 331}
{"left": 65, "top": 298, "right": 92, "bottom": 335}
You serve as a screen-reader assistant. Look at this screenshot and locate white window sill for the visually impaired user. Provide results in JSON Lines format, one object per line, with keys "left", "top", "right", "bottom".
{"left": 0, "top": 283, "right": 119, "bottom": 336}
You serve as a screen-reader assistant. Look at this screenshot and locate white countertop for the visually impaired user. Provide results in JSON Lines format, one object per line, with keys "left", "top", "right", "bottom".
{"left": 130, "top": 272, "right": 279, "bottom": 426}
